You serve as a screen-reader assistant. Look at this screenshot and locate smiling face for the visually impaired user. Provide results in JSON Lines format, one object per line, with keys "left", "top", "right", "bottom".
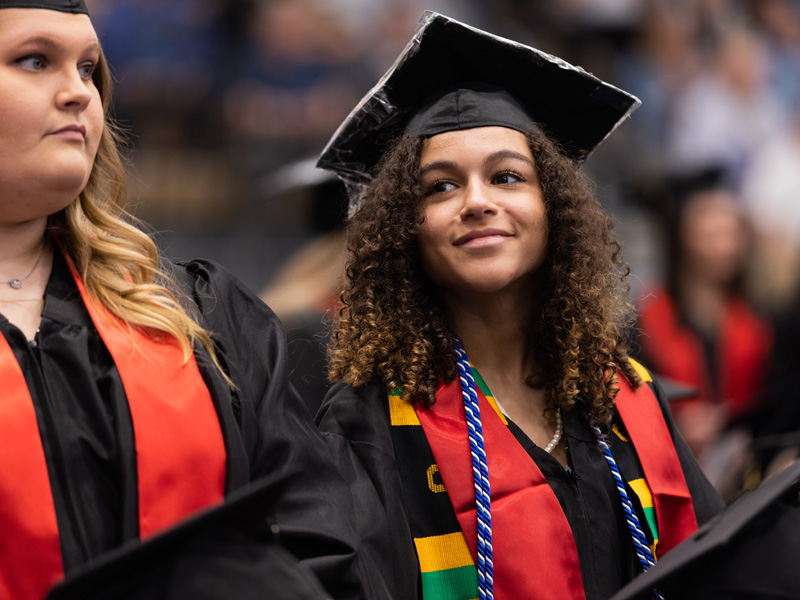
{"left": 0, "top": 8, "right": 103, "bottom": 225}
{"left": 417, "top": 126, "right": 548, "bottom": 300}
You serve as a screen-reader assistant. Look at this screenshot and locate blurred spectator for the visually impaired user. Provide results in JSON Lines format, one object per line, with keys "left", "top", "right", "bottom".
{"left": 259, "top": 160, "right": 349, "bottom": 415}
{"left": 745, "top": 0, "right": 800, "bottom": 109}
{"left": 664, "top": 24, "right": 789, "bottom": 184}
{"left": 617, "top": 0, "right": 705, "bottom": 176}
{"left": 88, "top": 0, "right": 246, "bottom": 229}
{"left": 636, "top": 170, "right": 773, "bottom": 498}
{"left": 89, "top": 0, "right": 235, "bottom": 148}
{"left": 222, "top": 0, "right": 367, "bottom": 185}
{"left": 741, "top": 109, "right": 800, "bottom": 316}
{"left": 739, "top": 1, "right": 800, "bottom": 317}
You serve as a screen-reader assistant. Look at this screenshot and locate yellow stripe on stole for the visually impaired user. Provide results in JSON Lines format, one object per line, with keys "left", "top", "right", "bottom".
{"left": 628, "top": 358, "right": 653, "bottom": 382}
{"left": 629, "top": 477, "right": 659, "bottom": 556}
{"left": 388, "top": 393, "right": 421, "bottom": 426}
{"left": 612, "top": 424, "right": 629, "bottom": 442}
{"left": 414, "top": 532, "right": 474, "bottom": 573}
{"left": 483, "top": 394, "right": 508, "bottom": 425}
{"left": 628, "top": 478, "right": 654, "bottom": 509}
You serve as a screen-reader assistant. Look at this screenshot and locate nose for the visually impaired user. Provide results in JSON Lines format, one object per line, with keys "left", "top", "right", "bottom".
{"left": 55, "top": 70, "right": 93, "bottom": 112}
{"left": 460, "top": 179, "right": 497, "bottom": 220}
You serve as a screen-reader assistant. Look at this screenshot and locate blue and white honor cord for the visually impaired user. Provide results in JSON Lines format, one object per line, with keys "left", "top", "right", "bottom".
{"left": 453, "top": 340, "right": 494, "bottom": 600}
{"left": 591, "top": 423, "right": 665, "bottom": 600}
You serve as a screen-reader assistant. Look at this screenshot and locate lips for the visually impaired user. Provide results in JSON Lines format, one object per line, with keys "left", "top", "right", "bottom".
{"left": 454, "top": 228, "right": 511, "bottom": 246}
{"left": 49, "top": 124, "right": 87, "bottom": 140}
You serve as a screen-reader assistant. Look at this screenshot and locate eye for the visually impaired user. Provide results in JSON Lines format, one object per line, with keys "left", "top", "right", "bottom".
{"left": 78, "top": 61, "right": 96, "bottom": 80}
{"left": 493, "top": 170, "right": 526, "bottom": 185}
{"left": 16, "top": 54, "right": 47, "bottom": 71}
{"left": 424, "top": 179, "right": 457, "bottom": 196}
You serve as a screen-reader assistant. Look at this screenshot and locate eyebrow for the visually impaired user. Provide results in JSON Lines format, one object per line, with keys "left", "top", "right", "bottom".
{"left": 420, "top": 149, "right": 535, "bottom": 176}
{"left": 485, "top": 150, "right": 536, "bottom": 168}
{"left": 420, "top": 160, "right": 456, "bottom": 177}
{"left": 13, "top": 35, "right": 100, "bottom": 54}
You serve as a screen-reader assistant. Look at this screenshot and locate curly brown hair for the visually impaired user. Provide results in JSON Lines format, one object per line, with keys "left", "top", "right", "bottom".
{"left": 328, "top": 127, "right": 640, "bottom": 425}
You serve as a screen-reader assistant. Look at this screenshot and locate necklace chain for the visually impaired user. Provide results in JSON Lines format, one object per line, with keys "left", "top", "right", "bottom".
{"left": 1, "top": 244, "right": 46, "bottom": 289}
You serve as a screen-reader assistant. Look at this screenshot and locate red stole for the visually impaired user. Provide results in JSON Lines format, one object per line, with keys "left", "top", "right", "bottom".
{"left": 416, "top": 380, "right": 586, "bottom": 599}
{"left": 614, "top": 375, "right": 697, "bottom": 554}
{"left": 0, "top": 254, "right": 226, "bottom": 600}
{"left": 416, "top": 372, "right": 697, "bottom": 598}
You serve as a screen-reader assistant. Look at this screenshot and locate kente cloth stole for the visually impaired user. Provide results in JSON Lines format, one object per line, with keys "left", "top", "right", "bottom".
{"left": 388, "top": 360, "right": 697, "bottom": 600}
{"left": 618, "top": 359, "right": 698, "bottom": 555}
{"left": 0, "top": 249, "right": 227, "bottom": 600}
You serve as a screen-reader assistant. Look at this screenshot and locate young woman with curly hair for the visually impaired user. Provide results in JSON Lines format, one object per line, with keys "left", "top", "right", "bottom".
{"left": 0, "top": 2, "right": 362, "bottom": 599}
{"left": 316, "top": 13, "right": 723, "bottom": 600}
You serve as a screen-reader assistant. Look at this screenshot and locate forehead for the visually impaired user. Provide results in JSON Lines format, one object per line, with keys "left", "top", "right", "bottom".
{"left": 0, "top": 8, "right": 96, "bottom": 47}
{"left": 420, "top": 126, "right": 533, "bottom": 162}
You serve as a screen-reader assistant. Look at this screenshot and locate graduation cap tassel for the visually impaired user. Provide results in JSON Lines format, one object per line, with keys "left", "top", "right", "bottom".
{"left": 454, "top": 340, "right": 495, "bottom": 600}
{"left": 592, "top": 424, "right": 666, "bottom": 600}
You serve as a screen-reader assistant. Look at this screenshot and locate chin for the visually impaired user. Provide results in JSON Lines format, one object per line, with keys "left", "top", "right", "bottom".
{"left": 46, "top": 167, "right": 92, "bottom": 200}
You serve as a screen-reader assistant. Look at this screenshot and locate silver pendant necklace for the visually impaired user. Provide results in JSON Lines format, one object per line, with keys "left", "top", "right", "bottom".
{"left": 1, "top": 244, "right": 46, "bottom": 289}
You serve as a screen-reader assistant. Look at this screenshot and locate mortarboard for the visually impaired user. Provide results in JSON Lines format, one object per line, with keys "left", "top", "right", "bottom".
{"left": 0, "top": 0, "right": 88, "bottom": 14}
{"left": 317, "top": 11, "right": 640, "bottom": 202}
{"left": 45, "top": 469, "right": 330, "bottom": 600}
{"left": 610, "top": 459, "right": 800, "bottom": 600}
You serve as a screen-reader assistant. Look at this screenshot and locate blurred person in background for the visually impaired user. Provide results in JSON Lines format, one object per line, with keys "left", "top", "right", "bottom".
{"left": 222, "top": 0, "right": 366, "bottom": 184}
{"left": 636, "top": 169, "right": 773, "bottom": 499}
{"left": 260, "top": 159, "right": 348, "bottom": 415}
{"left": 740, "top": 108, "right": 800, "bottom": 317}
{"left": 664, "top": 23, "right": 788, "bottom": 184}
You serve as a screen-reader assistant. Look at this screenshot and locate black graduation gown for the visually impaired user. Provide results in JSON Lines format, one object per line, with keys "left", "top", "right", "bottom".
{"left": 316, "top": 376, "right": 724, "bottom": 600}
{"left": 0, "top": 252, "right": 361, "bottom": 599}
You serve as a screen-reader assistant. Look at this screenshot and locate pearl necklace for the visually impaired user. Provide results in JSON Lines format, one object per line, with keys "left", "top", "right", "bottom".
{"left": 543, "top": 409, "right": 563, "bottom": 454}
{"left": 493, "top": 393, "right": 563, "bottom": 454}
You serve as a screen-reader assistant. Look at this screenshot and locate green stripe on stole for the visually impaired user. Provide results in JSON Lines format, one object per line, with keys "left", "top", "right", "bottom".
{"left": 388, "top": 386, "right": 479, "bottom": 600}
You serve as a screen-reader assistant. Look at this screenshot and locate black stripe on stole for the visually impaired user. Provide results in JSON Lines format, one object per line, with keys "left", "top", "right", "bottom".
{"left": 389, "top": 406, "right": 462, "bottom": 539}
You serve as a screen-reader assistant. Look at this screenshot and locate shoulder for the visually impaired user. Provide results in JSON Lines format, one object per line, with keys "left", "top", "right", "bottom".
{"left": 168, "top": 258, "right": 282, "bottom": 331}
{"left": 316, "top": 379, "right": 393, "bottom": 449}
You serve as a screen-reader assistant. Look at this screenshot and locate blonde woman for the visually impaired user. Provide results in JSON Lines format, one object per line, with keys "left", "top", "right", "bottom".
{"left": 0, "top": 2, "right": 360, "bottom": 598}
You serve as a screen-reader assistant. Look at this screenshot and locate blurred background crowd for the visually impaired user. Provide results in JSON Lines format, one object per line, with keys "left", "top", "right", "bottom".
{"left": 84, "top": 0, "right": 800, "bottom": 500}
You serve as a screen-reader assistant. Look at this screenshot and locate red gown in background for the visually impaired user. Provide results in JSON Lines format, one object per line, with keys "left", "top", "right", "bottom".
{"left": 638, "top": 288, "right": 773, "bottom": 420}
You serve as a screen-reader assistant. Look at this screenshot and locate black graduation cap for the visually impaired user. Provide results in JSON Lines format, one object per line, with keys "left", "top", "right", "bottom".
{"left": 317, "top": 11, "right": 640, "bottom": 198}
{"left": 45, "top": 470, "right": 330, "bottom": 600}
{"left": 610, "top": 459, "right": 800, "bottom": 600}
{"left": 0, "top": 0, "right": 87, "bottom": 14}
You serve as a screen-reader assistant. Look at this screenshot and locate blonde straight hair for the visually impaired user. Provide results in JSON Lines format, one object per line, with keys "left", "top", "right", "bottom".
{"left": 48, "top": 48, "right": 226, "bottom": 379}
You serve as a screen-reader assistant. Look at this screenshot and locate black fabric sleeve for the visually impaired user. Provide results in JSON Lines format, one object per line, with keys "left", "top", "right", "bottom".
{"left": 316, "top": 380, "right": 421, "bottom": 600}
{"left": 172, "top": 259, "right": 366, "bottom": 600}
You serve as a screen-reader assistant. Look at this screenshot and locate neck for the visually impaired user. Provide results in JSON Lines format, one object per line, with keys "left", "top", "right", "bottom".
{"left": 443, "top": 287, "right": 530, "bottom": 382}
{"left": 0, "top": 219, "right": 49, "bottom": 275}
{"left": 675, "top": 269, "right": 730, "bottom": 336}
{"left": 0, "top": 218, "right": 53, "bottom": 340}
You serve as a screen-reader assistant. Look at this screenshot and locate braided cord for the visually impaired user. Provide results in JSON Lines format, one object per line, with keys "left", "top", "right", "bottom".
{"left": 591, "top": 424, "right": 665, "bottom": 600}
{"left": 453, "top": 340, "right": 494, "bottom": 600}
